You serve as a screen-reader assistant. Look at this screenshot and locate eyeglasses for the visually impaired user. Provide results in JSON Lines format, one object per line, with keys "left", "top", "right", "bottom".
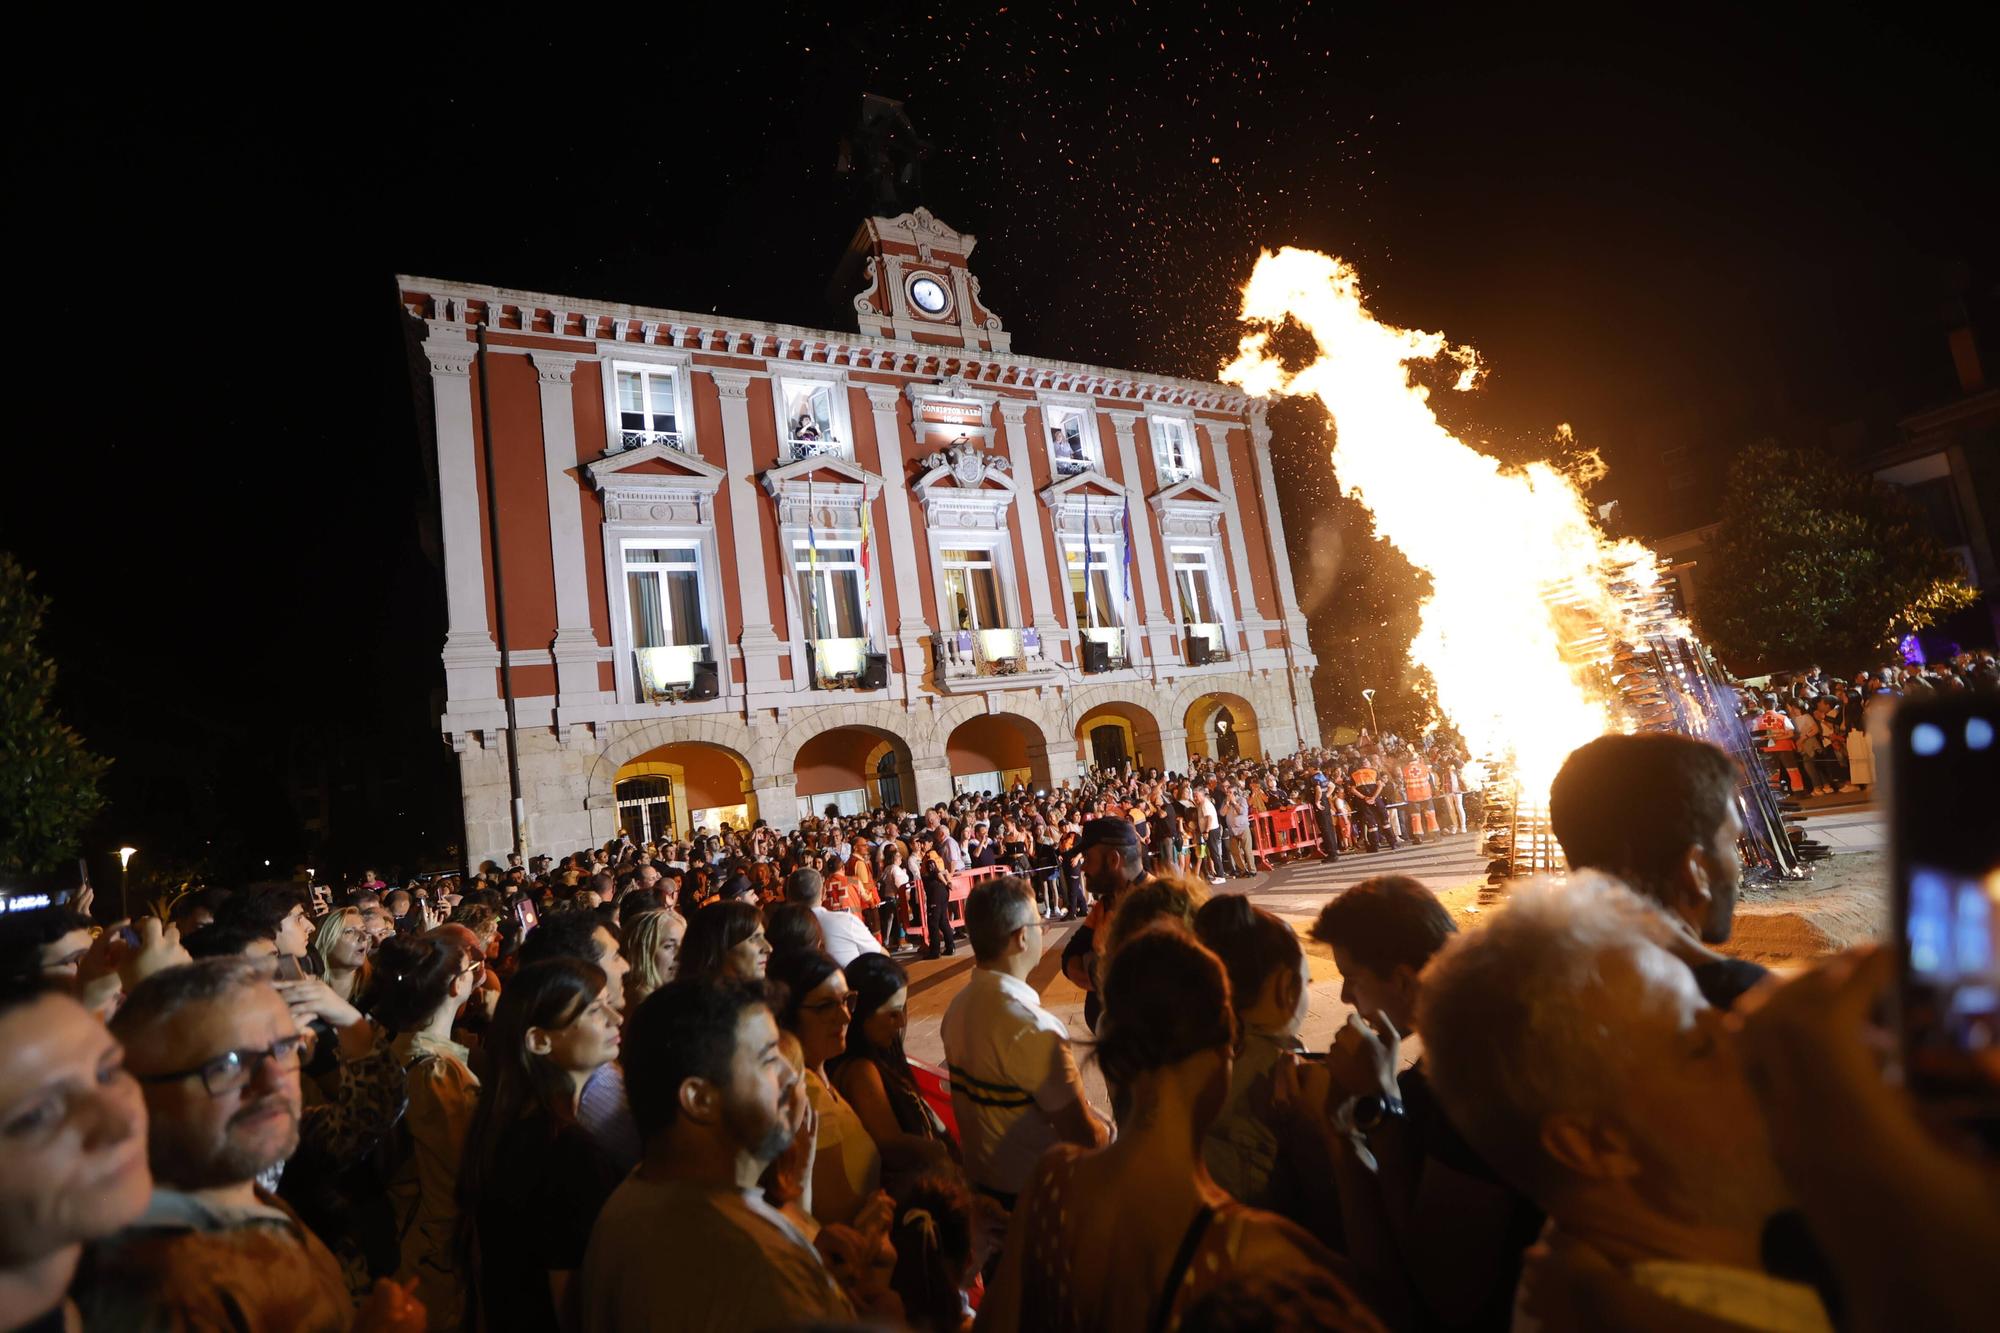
{"left": 802, "top": 993, "right": 860, "bottom": 1016}
{"left": 137, "top": 1035, "right": 306, "bottom": 1097}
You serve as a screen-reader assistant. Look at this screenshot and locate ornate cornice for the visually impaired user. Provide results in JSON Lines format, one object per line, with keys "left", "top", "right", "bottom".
{"left": 530, "top": 351, "right": 580, "bottom": 384}
{"left": 862, "top": 383, "right": 903, "bottom": 411}
{"left": 708, "top": 370, "right": 756, "bottom": 400}
{"left": 995, "top": 398, "right": 1033, "bottom": 425}
{"left": 399, "top": 276, "right": 1254, "bottom": 414}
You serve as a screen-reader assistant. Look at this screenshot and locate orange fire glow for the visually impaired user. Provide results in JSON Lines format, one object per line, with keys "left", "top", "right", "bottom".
{"left": 1222, "top": 248, "right": 1674, "bottom": 796}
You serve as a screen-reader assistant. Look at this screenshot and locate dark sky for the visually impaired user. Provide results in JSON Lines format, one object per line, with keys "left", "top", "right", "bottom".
{"left": 10, "top": 5, "right": 1995, "bottom": 879}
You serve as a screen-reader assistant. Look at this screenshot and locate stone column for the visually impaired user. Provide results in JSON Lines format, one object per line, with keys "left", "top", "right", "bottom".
{"left": 424, "top": 321, "right": 500, "bottom": 710}
{"left": 709, "top": 370, "right": 785, "bottom": 695}
{"left": 1107, "top": 410, "right": 1175, "bottom": 672}
{"left": 1202, "top": 420, "right": 1272, "bottom": 655}
{"left": 996, "top": 399, "right": 1063, "bottom": 654}
{"left": 910, "top": 755, "right": 956, "bottom": 812}
{"left": 864, "top": 385, "right": 933, "bottom": 695}
{"left": 1025, "top": 739, "right": 1068, "bottom": 789}
{"left": 529, "top": 351, "right": 604, "bottom": 709}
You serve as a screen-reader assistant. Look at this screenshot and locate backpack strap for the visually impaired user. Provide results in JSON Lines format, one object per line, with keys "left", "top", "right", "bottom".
{"left": 1147, "top": 1204, "right": 1218, "bottom": 1333}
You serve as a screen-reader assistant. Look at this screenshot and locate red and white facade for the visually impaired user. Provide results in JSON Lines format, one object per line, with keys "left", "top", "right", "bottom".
{"left": 400, "top": 209, "right": 1319, "bottom": 864}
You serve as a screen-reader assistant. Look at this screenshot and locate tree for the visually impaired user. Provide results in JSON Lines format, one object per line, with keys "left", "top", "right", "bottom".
{"left": 0, "top": 553, "right": 110, "bottom": 874}
{"left": 1698, "top": 442, "right": 1978, "bottom": 672}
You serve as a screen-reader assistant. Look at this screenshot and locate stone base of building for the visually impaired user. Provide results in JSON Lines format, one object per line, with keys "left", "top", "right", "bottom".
{"left": 450, "top": 668, "right": 1316, "bottom": 868}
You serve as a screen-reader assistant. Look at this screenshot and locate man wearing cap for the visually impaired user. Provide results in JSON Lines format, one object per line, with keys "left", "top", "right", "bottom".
{"left": 1059, "top": 815, "right": 1152, "bottom": 1032}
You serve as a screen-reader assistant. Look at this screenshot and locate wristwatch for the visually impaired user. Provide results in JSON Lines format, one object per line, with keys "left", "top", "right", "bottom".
{"left": 1350, "top": 1093, "right": 1407, "bottom": 1133}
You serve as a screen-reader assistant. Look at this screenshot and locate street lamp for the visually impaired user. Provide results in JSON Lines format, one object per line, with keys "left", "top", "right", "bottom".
{"left": 116, "top": 846, "right": 137, "bottom": 918}
{"left": 1361, "top": 688, "right": 1379, "bottom": 736}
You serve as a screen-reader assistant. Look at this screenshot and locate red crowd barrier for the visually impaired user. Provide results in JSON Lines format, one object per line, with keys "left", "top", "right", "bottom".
{"left": 1250, "top": 804, "right": 1321, "bottom": 869}
{"left": 904, "top": 864, "right": 1007, "bottom": 951}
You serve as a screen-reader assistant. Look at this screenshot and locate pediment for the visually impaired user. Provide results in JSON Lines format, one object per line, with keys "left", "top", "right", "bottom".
{"left": 586, "top": 442, "right": 725, "bottom": 494}
{"left": 1148, "top": 478, "right": 1228, "bottom": 509}
{"left": 1038, "top": 468, "right": 1128, "bottom": 508}
{"left": 761, "top": 454, "right": 884, "bottom": 500}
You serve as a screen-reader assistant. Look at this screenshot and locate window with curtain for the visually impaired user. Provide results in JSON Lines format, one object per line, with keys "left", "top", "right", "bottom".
{"left": 942, "top": 547, "right": 1007, "bottom": 630}
{"left": 1065, "top": 541, "right": 1119, "bottom": 628}
{"left": 624, "top": 544, "right": 707, "bottom": 695}
{"left": 615, "top": 366, "right": 682, "bottom": 450}
{"left": 1171, "top": 548, "right": 1219, "bottom": 625}
{"left": 794, "top": 541, "right": 866, "bottom": 640}
{"left": 1150, "top": 416, "right": 1199, "bottom": 481}
{"left": 1046, "top": 405, "right": 1095, "bottom": 475}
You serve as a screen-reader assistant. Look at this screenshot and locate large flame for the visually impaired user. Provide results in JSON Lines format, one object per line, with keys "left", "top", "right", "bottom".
{"left": 1222, "top": 248, "right": 1668, "bottom": 796}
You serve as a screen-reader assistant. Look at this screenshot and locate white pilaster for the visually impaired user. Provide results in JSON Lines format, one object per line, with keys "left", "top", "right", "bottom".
{"left": 864, "top": 384, "right": 932, "bottom": 694}
{"left": 1108, "top": 410, "right": 1175, "bottom": 673}
{"left": 425, "top": 321, "right": 500, "bottom": 708}
{"left": 530, "top": 352, "right": 604, "bottom": 705}
{"left": 996, "top": 399, "right": 1061, "bottom": 647}
{"left": 1248, "top": 403, "right": 1316, "bottom": 667}
{"left": 709, "top": 370, "right": 785, "bottom": 695}
{"left": 1202, "top": 420, "right": 1274, "bottom": 655}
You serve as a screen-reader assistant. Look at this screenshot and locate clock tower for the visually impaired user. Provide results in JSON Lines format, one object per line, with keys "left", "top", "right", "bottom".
{"left": 835, "top": 207, "right": 1011, "bottom": 353}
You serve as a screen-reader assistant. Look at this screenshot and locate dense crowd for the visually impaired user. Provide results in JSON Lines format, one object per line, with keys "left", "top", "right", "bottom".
{"left": 2, "top": 730, "right": 1993, "bottom": 1332}
{"left": 1739, "top": 652, "right": 2000, "bottom": 795}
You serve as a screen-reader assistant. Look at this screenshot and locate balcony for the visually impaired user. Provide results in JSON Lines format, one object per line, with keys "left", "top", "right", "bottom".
{"left": 1053, "top": 452, "right": 1093, "bottom": 478}
{"left": 1080, "top": 625, "right": 1129, "bottom": 673}
{"left": 1184, "top": 623, "right": 1229, "bottom": 664}
{"left": 634, "top": 644, "right": 713, "bottom": 701}
{"left": 620, "top": 429, "right": 691, "bottom": 453}
{"left": 939, "top": 626, "right": 1050, "bottom": 680}
{"left": 789, "top": 434, "right": 850, "bottom": 463}
{"left": 1156, "top": 460, "right": 1196, "bottom": 485}
{"left": 809, "top": 636, "right": 882, "bottom": 690}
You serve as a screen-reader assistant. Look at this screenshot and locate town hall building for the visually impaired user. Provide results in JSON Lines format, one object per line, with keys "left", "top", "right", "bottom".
{"left": 400, "top": 208, "right": 1319, "bottom": 864}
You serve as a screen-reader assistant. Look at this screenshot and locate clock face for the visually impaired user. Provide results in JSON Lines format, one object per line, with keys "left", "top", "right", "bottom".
{"left": 908, "top": 275, "right": 950, "bottom": 316}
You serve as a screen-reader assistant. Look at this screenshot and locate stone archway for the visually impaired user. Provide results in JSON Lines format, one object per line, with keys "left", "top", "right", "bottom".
{"left": 584, "top": 715, "right": 773, "bottom": 844}
{"left": 613, "top": 741, "right": 758, "bottom": 841}
{"left": 1184, "top": 690, "right": 1261, "bottom": 764}
{"left": 1072, "top": 695, "right": 1171, "bottom": 775}
{"left": 944, "top": 711, "right": 1053, "bottom": 796}
{"left": 784, "top": 720, "right": 920, "bottom": 824}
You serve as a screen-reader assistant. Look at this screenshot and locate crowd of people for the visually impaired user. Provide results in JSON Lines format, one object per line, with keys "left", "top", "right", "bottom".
{"left": 3, "top": 729, "right": 1993, "bottom": 1331}
{"left": 1739, "top": 651, "right": 1999, "bottom": 796}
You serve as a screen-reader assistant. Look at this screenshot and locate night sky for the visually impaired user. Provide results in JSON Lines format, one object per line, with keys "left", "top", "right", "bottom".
{"left": 11, "top": 6, "right": 1994, "bottom": 882}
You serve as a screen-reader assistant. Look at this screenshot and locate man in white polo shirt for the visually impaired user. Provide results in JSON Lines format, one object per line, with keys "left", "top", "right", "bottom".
{"left": 786, "top": 868, "right": 884, "bottom": 968}
{"left": 940, "top": 874, "right": 1108, "bottom": 1210}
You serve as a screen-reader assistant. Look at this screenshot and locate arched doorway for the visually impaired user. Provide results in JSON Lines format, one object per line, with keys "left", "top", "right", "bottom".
{"left": 794, "top": 726, "right": 915, "bottom": 823}
{"left": 946, "top": 713, "right": 1051, "bottom": 797}
{"left": 1184, "top": 691, "right": 1261, "bottom": 764}
{"left": 614, "top": 742, "right": 756, "bottom": 842}
{"left": 1075, "top": 700, "right": 1163, "bottom": 776}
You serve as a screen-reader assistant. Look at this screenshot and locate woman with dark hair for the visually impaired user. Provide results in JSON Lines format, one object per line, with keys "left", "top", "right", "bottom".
{"left": 981, "top": 927, "right": 1373, "bottom": 1332}
{"left": 831, "top": 953, "right": 954, "bottom": 1176}
{"left": 362, "top": 932, "right": 483, "bottom": 1331}
{"left": 768, "top": 948, "right": 882, "bottom": 1228}
{"left": 457, "top": 958, "right": 622, "bottom": 1333}
{"left": 888, "top": 1172, "right": 976, "bottom": 1333}
{"left": 678, "top": 900, "right": 771, "bottom": 983}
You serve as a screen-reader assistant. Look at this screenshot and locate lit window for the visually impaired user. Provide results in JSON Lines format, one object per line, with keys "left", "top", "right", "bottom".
{"left": 1150, "top": 416, "right": 1199, "bottom": 482}
{"left": 615, "top": 366, "right": 684, "bottom": 451}
{"left": 1046, "top": 405, "right": 1098, "bottom": 476}
{"left": 794, "top": 541, "right": 867, "bottom": 641}
{"left": 1065, "top": 541, "right": 1121, "bottom": 629}
{"left": 623, "top": 544, "right": 708, "bottom": 696}
{"left": 782, "top": 380, "right": 847, "bottom": 460}
{"left": 942, "top": 548, "right": 1008, "bottom": 631}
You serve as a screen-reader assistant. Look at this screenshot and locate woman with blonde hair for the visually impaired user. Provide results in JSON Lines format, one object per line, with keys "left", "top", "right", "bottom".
{"left": 310, "top": 906, "right": 374, "bottom": 1003}
{"left": 618, "top": 908, "right": 684, "bottom": 1011}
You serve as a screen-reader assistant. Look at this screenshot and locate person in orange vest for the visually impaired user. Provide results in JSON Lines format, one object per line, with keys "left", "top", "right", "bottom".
{"left": 1401, "top": 749, "right": 1439, "bottom": 842}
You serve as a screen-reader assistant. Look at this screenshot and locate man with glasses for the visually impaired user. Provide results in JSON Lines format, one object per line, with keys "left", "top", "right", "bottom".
{"left": 82, "top": 957, "right": 416, "bottom": 1329}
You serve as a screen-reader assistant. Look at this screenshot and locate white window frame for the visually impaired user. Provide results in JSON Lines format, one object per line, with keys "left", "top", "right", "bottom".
{"left": 619, "top": 541, "right": 712, "bottom": 696}
{"left": 771, "top": 372, "right": 855, "bottom": 463}
{"left": 601, "top": 352, "right": 698, "bottom": 455}
{"left": 1166, "top": 542, "right": 1235, "bottom": 657}
{"left": 1149, "top": 413, "right": 1201, "bottom": 483}
{"left": 939, "top": 544, "right": 1014, "bottom": 632}
{"left": 1040, "top": 398, "right": 1104, "bottom": 477}
{"left": 602, "top": 523, "right": 729, "bottom": 705}
{"left": 1063, "top": 537, "right": 1130, "bottom": 631}
{"left": 790, "top": 537, "right": 875, "bottom": 681}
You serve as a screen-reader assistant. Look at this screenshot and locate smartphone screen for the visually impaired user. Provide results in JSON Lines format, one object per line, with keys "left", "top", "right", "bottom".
{"left": 274, "top": 955, "right": 305, "bottom": 981}
{"left": 513, "top": 897, "right": 539, "bottom": 934}
{"left": 1890, "top": 693, "right": 2000, "bottom": 1132}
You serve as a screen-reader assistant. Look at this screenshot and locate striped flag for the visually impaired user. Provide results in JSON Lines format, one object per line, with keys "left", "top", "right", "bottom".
{"left": 1121, "top": 496, "right": 1136, "bottom": 605}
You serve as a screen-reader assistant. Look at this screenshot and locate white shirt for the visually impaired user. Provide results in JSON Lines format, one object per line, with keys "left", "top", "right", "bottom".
{"left": 940, "top": 967, "right": 1088, "bottom": 1196}
{"left": 812, "top": 906, "right": 885, "bottom": 967}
